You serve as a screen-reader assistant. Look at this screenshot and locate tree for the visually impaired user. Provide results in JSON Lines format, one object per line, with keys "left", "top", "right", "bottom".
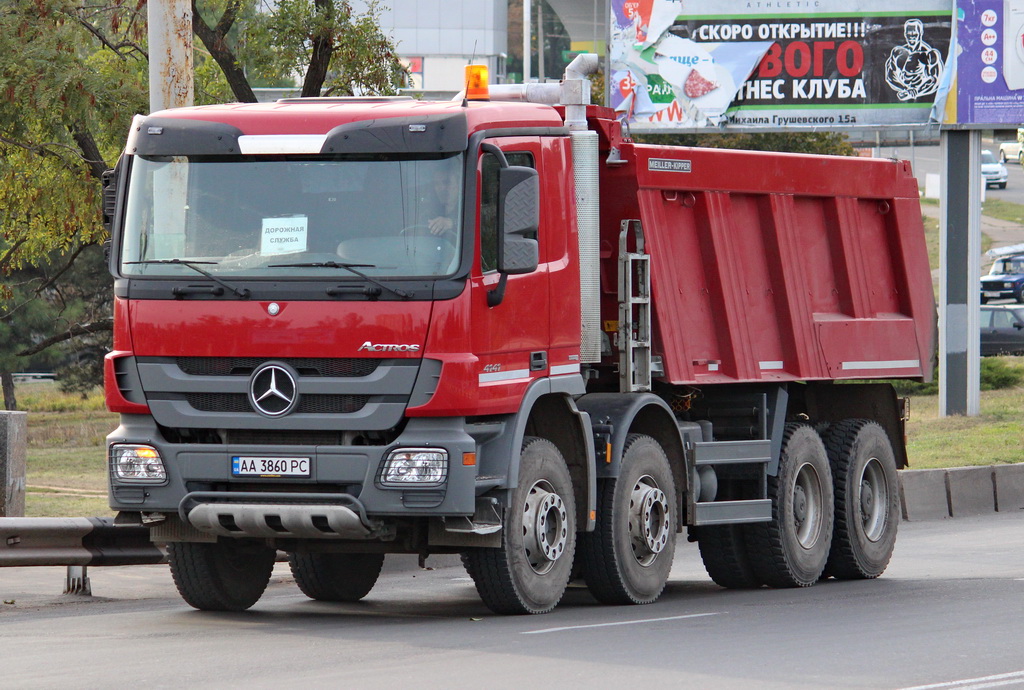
{"left": 634, "top": 131, "right": 856, "bottom": 157}
{"left": 0, "top": 0, "right": 405, "bottom": 407}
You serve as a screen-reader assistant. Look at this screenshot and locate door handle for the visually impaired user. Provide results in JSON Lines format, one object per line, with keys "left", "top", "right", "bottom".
{"left": 530, "top": 351, "right": 547, "bottom": 371}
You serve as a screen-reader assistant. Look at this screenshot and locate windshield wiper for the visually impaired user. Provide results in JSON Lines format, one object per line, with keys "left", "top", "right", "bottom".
{"left": 267, "top": 261, "right": 409, "bottom": 299}
{"left": 124, "top": 259, "right": 251, "bottom": 298}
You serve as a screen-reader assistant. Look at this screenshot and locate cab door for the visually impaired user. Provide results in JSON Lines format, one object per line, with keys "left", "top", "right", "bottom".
{"left": 469, "top": 137, "right": 549, "bottom": 413}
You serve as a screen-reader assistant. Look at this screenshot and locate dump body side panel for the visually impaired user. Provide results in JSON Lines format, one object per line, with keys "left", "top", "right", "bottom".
{"left": 600, "top": 143, "right": 935, "bottom": 386}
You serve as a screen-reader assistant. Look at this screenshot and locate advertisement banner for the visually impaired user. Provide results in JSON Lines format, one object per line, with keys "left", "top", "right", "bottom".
{"left": 611, "top": 0, "right": 954, "bottom": 130}
{"left": 948, "top": 1, "right": 1024, "bottom": 125}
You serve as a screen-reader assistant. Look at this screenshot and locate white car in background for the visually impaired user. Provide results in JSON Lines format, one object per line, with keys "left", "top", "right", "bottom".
{"left": 997, "top": 129, "right": 1024, "bottom": 163}
{"left": 982, "top": 150, "right": 1009, "bottom": 189}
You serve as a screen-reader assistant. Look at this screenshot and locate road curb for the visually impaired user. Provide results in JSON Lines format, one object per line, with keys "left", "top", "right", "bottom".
{"left": 900, "top": 464, "right": 1024, "bottom": 520}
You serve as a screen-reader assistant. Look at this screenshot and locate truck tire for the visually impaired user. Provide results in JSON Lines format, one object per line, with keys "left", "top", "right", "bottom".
{"left": 822, "top": 419, "right": 900, "bottom": 580}
{"left": 288, "top": 552, "right": 385, "bottom": 602}
{"left": 463, "top": 437, "right": 576, "bottom": 615}
{"left": 167, "top": 541, "right": 276, "bottom": 611}
{"left": 744, "top": 424, "right": 834, "bottom": 587}
{"left": 694, "top": 476, "right": 763, "bottom": 588}
{"left": 695, "top": 523, "right": 761, "bottom": 589}
{"left": 581, "top": 434, "right": 677, "bottom": 605}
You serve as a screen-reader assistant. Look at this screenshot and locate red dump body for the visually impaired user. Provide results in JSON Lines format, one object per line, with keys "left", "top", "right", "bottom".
{"left": 597, "top": 128, "right": 935, "bottom": 386}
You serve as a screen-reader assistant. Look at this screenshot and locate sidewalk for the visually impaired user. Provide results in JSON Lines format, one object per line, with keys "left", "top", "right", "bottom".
{"left": 900, "top": 464, "right": 1024, "bottom": 520}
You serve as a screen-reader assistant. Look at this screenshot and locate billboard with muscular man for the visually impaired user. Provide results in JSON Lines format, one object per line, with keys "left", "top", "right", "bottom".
{"left": 611, "top": 0, "right": 953, "bottom": 130}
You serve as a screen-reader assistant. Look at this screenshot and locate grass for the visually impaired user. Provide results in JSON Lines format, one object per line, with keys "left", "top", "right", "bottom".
{"left": 905, "top": 380, "right": 1024, "bottom": 469}
{"left": 17, "top": 381, "right": 117, "bottom": 518}
{"left": 979, "top": 197, "right": 1024, "bottom": 225}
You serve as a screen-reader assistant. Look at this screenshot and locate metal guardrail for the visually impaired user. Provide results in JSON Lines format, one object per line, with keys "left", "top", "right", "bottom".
{"left": 0, "top": 517, "right": 165, "bottom": 568}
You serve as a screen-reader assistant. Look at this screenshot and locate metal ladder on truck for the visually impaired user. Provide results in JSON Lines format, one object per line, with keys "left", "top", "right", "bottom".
{"left": 618, "top": 219, "right": 653, "bottom": 393}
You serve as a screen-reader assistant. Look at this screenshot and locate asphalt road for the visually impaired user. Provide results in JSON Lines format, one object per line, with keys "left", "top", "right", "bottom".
{"left": 1, "top": 512, "right": 1023, "bottom": 689}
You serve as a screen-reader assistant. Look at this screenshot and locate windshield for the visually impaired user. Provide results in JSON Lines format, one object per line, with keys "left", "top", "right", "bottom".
{"left": 121, "top": 154, "right": 463, "bottom": 279}
{"left": 990, "top": 258, "right": 1024, "bottom": 275}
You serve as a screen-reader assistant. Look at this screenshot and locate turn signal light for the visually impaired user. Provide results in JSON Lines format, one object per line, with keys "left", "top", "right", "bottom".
{"left": 465, "top": 64, "right": 489, "bottom": 100}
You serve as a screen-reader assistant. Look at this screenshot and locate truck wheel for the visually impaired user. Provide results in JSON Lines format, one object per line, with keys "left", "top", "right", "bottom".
{"left": 167, "top": 541, "right": 276, "bottom": 611}
{"left": 463, "top": 437, "right": 576, "bottom": 615}
{"left": 695, "top": 524, "right": 761, "bottom": 588}
{"left": 288, "top": 552, "right": 385, "bottom": 602}
{"left": 695, "top": 476, "right": 763, "bottom": 588}
{"left": 581, "top": 434, "right": 676, "bottom": 605}
{"left": 745, "top": 424, "right": 834, "bottom": 588}
{"left": 822, "top": 420, "right": 900, "bottom": 580}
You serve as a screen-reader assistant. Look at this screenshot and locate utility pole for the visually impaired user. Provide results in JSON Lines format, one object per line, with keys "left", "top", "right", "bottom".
{"left": 523, "top": 0, "right": 531, "bottom": 82}
{"left": 147, "top": 0, "right": 194, "bottom": 112}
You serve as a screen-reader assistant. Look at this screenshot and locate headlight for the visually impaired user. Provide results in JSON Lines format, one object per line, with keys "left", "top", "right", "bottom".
{"left": 380, "top": 449, "right": 448, "bottom": 487}
{"left": 111, "top": 444, "right": 167, "bottom": 483}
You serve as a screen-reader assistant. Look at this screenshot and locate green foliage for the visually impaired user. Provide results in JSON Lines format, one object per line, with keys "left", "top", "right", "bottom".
{"left": 888, "top": 358, "right": 1024, "bottom": 395}
{"left": 978, "top": 357, "right": 1024, "bottom": 390}
{"left": 633, "top": 130, "right": 857, "bottom": 157}
{"left": 1, "top": 0, "right": 405, "bottom": 279}
{"left": 1, "top": 0, "right": 404, "bottom": 395}
{"left": 17, "top": 381, "right": 106, "bottom": 414}
{"left": 0, "top": 0, "right": 147, "bottom": 278}
{"left": 204, "top": 0, "right": 407, "bottom": 98}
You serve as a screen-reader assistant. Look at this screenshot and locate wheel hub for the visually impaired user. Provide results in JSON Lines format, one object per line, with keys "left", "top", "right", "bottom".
{"left": 792, "top": 463, "right": 822, "bottom": 549}
{"left": 860, "top": 480, "right": 874, "bottom": 514}
{"left": 522, "top": 481, "right": 568, "bottom": 574}
{"left": 859, "top": 457, "right": 888, "bottom": 543}
{"left": 628, "top": 476, "right": 671, "bottom": 567}
{"left": 793, "top": 484, "right": 808, "bottom": 524}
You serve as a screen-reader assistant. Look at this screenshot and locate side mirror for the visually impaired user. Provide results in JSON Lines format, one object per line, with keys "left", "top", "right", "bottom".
{"left": 496, "top": 165, "right": 539, "bottom": 275}
{"left": 101, "top": 168, "right": 118, "bottom": 233}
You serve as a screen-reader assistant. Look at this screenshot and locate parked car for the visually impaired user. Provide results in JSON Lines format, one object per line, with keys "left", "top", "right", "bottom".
{"left": 982, "top": 150, "right": 1008, "bottom": 189}
{"left": 997, "top": 130, "right": 1024, "bottom": 163}
{"left": 981, "top": 252, "right": 1024, "bottom": 303}
{"left": 981, "top": 305, "right": 1024, "bottom": 355}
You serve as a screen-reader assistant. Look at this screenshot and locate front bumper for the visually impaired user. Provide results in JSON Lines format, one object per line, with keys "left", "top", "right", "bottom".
{"left": 107, "top": 414, "right": 479, "bottom": 528}
{"left": 981, "top": 281, "right": 1022, "bottom": 300}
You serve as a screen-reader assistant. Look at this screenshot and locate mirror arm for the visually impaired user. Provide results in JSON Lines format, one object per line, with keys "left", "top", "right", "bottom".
{"left": 481, "top": 143, "right": 509, "bottom": 168}
{"left": 487, "top": 273, "right": 509, "bottom": 308}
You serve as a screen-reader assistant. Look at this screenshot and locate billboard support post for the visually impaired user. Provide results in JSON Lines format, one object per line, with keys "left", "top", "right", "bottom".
{"left": 939, "top": 129, "right": 982, "bottom": 417}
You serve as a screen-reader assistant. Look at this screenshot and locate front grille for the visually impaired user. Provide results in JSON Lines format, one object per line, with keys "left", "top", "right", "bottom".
{"left": 227, "top": 430, "right": 344, "bottom": 445}
{"left": 185, "top": 393, "right": 370, "bottom": 414}
{"left": 296, "top": 395, "right": 370, "bottom": 414}
{"left": 176, "top": 357, "right": 379, "bottom": 378}
{"left": 187, "top": 393, "right": 252, "bottom": 413}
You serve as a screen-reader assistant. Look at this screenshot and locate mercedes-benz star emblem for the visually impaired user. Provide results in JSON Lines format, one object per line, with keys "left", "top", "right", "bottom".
{"left": 249, "top": 363, "right": 298, "bottom": 417}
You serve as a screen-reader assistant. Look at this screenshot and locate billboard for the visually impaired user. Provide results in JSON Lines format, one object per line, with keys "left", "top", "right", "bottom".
{"left": 611, "top": 0, "right": 954, "bottom": 130}
{"left": 941, "top": 0, "right": 1024, "bottom": 125}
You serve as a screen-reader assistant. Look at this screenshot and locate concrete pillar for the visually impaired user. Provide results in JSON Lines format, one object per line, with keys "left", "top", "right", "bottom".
{"left": 938, "top": 129, "right": 982, "bottom": 416}
{"left": 0, "top": 411, "right": 27, "bottom": 517}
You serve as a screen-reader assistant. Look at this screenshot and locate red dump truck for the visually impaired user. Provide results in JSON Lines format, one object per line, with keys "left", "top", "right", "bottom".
{"left": 102, "top": 56, "right": 935, "bottom": 614}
